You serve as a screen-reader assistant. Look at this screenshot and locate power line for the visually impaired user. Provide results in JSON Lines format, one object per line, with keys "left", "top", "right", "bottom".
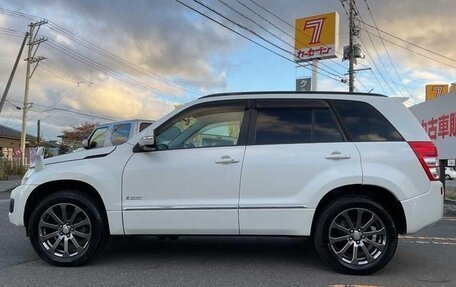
{"left": 184, "top": 0, "right": 347, "bottom": 83}
{"left": 340, "top": 2, "right": 397, "bottom": 96}
{"left": 360, "top": 27, "right": 456, "bottom": 70}
{"left": 360, "top": 20, "right": 456, "bottom": 64}
{"left": 216, "top": 0, "right": 346, "bottom": 77}
{"left": 352, "top": 2, "right": 405, "bottom": 97}
{"left": 362, "top": 0, "right": 413, "bottom": 101}
{"left": 45, "top": 39, "right": 179, "bottom": 99}
{"left": 0, "top": 8, "right": 201, "bottom": 98}
{"left": 241, "top": 0, "right": 351, "bottom": 73}
{"left": 45, "top": 23, "right": 202, "bottom": 97}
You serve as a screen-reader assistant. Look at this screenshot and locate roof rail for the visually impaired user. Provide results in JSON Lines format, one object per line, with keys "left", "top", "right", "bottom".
{"left": 199, "top": 91, "right": 387, "bottom": 99}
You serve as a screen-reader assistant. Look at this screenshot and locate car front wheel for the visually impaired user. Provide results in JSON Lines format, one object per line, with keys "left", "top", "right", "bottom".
{"left": 313, "top": 196, "right": 398, "bottom": 275}
{"left": 28, "top": 191, "right": 107, "bottom": 266}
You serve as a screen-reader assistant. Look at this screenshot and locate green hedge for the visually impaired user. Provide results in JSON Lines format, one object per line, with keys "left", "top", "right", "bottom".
{"left": 0, "top": 159, "right": 27, "bottom": 180}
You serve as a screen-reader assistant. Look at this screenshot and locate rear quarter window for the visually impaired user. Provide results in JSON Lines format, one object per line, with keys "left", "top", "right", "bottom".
{"left": 331, "top": 100, "right": 403, "bottom": 142}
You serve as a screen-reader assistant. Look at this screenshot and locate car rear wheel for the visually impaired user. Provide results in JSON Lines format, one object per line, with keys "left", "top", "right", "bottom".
{"left": 445, "top": 174, "right": 451, "bottom": 180}
{"left": 313, "top": 196, "right": 398, "bottom": 275}
{"left": 28, "top": 191, "right": 107, "bottom": 266}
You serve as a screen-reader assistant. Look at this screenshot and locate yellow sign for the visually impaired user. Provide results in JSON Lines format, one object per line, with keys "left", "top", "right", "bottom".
{"left": 426, "top": 84, "right": 449, "bottom": 101}
{"left": 295, "top": 12, "right": 339, "bottom": 62}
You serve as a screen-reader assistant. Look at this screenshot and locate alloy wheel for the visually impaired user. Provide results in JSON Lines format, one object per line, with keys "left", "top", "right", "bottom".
{"left": 328, "top": 208, "right": 387, "bottom": 266}
{"left": 38, "top": 203, "right": 92, "bottom": 258}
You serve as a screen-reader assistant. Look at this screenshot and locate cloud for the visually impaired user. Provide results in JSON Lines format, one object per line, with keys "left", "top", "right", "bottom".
{"left": 1, "top": 0, "right": 456, "bottom": 140}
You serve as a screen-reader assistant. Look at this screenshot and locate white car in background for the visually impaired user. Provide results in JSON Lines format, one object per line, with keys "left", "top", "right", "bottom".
{"left": 83, "top": 119, "right": 153, "bottom": 149}
{"left": 446, "top": 167, "right": 456, "bottom": 180}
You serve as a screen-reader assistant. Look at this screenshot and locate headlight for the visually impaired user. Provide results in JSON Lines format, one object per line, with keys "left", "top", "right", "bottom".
{"left": 21, "top": 168, "right": 35, "bottom": 185}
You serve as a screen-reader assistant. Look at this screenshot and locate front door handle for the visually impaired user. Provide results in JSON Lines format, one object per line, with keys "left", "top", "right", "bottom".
{"left": 215, "top": 156, "right": 239, "bottom": 164}
{"left": 325, "top": 151, "right": 351, "bottom": 160}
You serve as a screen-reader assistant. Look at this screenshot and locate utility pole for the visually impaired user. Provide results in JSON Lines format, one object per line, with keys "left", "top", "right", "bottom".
{"left": 20, "top": 19, "right": 47, "bottom": 166}
{"left": 0, "top": 32, "right": 29, "bottom": 114}
{"left": 342, "top": 0, "right": 362, "bottom": 92}
{"left": 348, "top": 0, "right": 355, "bottom": 92}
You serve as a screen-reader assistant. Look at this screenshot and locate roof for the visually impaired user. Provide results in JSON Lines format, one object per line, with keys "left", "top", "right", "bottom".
{"left": 0, "top": 124, "right": 37, "bottom": 142}
{"left": 199, "top": 91, "right": 387, "bottom": 99}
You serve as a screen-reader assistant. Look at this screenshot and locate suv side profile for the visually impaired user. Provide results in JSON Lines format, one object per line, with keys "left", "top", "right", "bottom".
{"left": 9, "top": 92, "right": 443, "bottom": 275}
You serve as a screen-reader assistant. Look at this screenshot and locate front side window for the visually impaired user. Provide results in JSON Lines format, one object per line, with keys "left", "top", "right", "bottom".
{"left": 155, "top": 103, "right": 246, "bottom": 150}
{"left": 88, "top": 127, "right": 108, "bottom": 148}
{"left": 111, "top": 123, "right": 131, "bottom": 145}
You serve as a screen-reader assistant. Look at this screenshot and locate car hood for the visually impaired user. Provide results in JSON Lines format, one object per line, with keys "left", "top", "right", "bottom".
{"left": 42, "top": 146, "right": 116, "bottom": 165}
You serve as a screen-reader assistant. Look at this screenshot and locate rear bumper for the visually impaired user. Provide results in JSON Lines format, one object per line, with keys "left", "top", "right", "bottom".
{"left": 8, "top": 184, "right": 36, "bottom": 227}
{"left": 401, "top": 181, "right": 443, "bottom": 233}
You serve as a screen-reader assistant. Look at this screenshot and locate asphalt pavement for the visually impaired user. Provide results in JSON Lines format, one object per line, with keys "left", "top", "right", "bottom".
{"left": 0, "top": 191, "right": 455, "bottom": 286}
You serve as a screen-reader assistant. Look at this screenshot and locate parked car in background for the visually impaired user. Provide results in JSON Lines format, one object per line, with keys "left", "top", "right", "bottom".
{"left": 446, "top": 167, "right": 456, "bottom": 180}
{"left": 83, "top": 119, "right": 153, "bottom": 149}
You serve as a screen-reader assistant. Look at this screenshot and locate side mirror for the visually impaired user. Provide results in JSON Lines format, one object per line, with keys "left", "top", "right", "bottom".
{"left": 138, "top": 135, "right": 156, "bottom": 151}
{"left": 82, "top": 139, "right": 89, "bottom": 149}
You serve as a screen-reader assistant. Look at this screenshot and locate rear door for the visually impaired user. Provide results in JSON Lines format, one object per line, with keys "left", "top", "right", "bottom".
{"left": 239, "top": 99, "right": 362, "bottom": 235}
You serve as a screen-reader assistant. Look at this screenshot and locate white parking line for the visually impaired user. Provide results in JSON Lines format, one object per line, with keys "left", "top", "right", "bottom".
{"left": 400, "top": 235, "right": 456, "bottom": 241}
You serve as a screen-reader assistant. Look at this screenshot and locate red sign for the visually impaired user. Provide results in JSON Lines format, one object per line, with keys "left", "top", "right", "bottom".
{"left": 420, "top": 111, "right": 456, "bottom": 140}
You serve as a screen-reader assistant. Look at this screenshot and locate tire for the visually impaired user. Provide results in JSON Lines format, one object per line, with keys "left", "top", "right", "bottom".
{"left": 313, "top": 196, "right": 398, "bottom": 275}
{"left": 28, "top": 190, "right": 108, "bottom": 266}
{"left": 445, "top": 174, "right": 451, "bottom": 180}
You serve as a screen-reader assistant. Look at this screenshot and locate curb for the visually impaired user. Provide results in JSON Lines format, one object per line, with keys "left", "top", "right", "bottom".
{"left": 0, "top": 187, "right": 17, "bottom": 193}
{"left": 444, "top": 198, "right": 456, "bottom": 205}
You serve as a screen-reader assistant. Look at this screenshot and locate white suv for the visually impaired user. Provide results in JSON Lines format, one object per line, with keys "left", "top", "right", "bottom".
{"left": 9, "top": 92, "right": 443, "bottom": 274}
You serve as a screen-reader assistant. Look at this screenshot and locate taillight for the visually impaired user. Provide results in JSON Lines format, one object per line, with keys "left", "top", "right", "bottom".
{"left": 408, "top": 141, "right": 440, "bottom": 181}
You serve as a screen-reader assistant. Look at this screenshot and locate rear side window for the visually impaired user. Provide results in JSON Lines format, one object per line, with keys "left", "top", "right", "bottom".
{"left": 139, "top": 122, "right": 152, "bottom": 132}
{"left": 314, "top": 109, "right": 344, "bottom": 142}
{"left": 255, "top": 109, "right": 312, "bottom": 145}
{"left": 111, "top": 123, "right": 131, "bottom": 145}
{"left": 331, "top": 100, "right": 403, "bottom": 142}
{"left": 253, "top": 107, "right": 343, "bottom": 145}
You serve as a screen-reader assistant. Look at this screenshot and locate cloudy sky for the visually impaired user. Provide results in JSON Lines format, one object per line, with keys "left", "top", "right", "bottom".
{"left": 0, "top": 0, "right": 455, "bottom": 140}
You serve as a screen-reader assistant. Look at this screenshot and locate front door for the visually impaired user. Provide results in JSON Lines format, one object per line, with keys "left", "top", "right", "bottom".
{"left": 122, "top": 100, "right": 250, "bottom": 235}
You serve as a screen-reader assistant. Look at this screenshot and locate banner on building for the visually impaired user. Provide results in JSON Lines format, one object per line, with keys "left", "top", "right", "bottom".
{"left": 410, "top": 93, "right": 456, "bottom": 159}
{"left": 294, "top": 12, "right": 339, "bottom": 62}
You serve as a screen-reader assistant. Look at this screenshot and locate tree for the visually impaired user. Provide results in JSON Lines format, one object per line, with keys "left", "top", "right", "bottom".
{"left": 60, "top": 122, "right": 97, "bottom": 152}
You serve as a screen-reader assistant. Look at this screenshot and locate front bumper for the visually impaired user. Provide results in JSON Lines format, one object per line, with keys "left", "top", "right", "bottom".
{"left": 8, "top": 184, "right": 37, "bottom": 227}
{"left": 401, "top": 181, "right": 443, "bottom": 234}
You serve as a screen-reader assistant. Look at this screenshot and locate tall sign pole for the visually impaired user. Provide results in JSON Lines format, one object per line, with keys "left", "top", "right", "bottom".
{"left": 311, "top": 60, "right": 318, "bottom": 91}
{"left": 20, "top": 20, "right": 47, "bottom": 166}
{"left": 295, "top": 12, "right": 339, "bottom": 92}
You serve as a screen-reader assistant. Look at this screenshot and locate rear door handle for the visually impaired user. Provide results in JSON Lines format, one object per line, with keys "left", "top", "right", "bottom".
{"left": 215, "top": 156, "right": 239, "bottom": 164}
{"left": 325, "top": 151, "right": 351, "bottom": 160}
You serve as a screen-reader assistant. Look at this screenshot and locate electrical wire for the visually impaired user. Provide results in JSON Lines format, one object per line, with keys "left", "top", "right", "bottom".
{"left": 358, "top": 0, "right": 413, "bottom": 100}
{"left": 216, "top": 0, "right": 346, "bottom": 78}
{"left": 339, "top": 1, "right": 397, "bottom": 95}
{"left": 0, "top": 8, "right": 201, "bottom": 98}
{"left": 184, "top": 0, "right": 347, "bottom": 83}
